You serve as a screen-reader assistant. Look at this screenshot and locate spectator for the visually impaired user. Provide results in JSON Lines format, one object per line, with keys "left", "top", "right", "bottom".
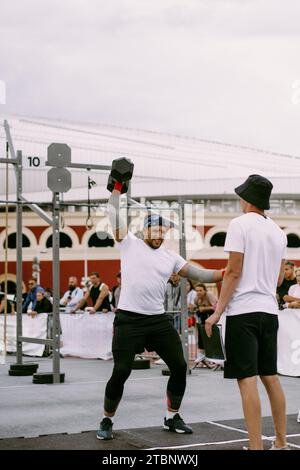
{"left": 22, "top": 278, "right": 41, "bottom": 313}
{"left": 71, "top": 272, "right": 110, "bottom": 314}
{"left": 0, "top": 292, "right": 15, "bottom": 314}
{"left": 111, "top": 272, "right": 121, "bottom": 312}
{"left": 194, "top": 283, "right": 218, "bottom": 364}
{"left": 284, "top": 268, "right": 300, "bottom": 309}
{"left": 60, "top": 277, "right": 84, "bottom": 310}
{"left": 277, "top": 261, "right": 297, "bottom": 309}
{"left": 187, "top": 280, "right": 197, "bottom": 328}
{"left": 186, "top": 280, "right": 196, "bottom": 311}
{"left": 44, "top": 287, "right": 53, "bottom": 303}
{"left": 29, "top": 288, "right": 52, "bottom": 317}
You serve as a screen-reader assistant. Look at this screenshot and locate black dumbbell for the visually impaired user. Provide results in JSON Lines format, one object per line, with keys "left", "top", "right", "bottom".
{"left": 107, "top": 174, "right": 129, "bottom": 194}
{"left": 107, "top": 157, "right": 134, "bottom": 193}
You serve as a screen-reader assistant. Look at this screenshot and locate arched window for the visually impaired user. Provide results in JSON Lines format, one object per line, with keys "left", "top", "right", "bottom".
{"left": 0, "top": 280, "right": 16, "bottom": 295}
{"left": 46, "top": 233, "right": 73, "bottom": 248}
{"left": 3, "top": 233, "right": 30, "bottom": 249}
{"left": 287, "top": 233, "right": 300, "bottom": 248}
{"left": 88, "top": 232, "right": 115, "bottom": 248}
{"left": 210, "top": 232, "right": 227, "bottom": 247}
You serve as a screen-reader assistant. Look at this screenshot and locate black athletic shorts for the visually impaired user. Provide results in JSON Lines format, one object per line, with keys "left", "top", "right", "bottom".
{"left": 224, "top": 312, "right": 279, "bottom": 379}
{"left": 112, "top": 309, "right": 182, "bottom": 354}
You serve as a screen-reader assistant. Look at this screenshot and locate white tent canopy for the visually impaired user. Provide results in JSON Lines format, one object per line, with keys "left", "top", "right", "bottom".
{"left": 1, "top": 114, "right": 300, "bottom": 202}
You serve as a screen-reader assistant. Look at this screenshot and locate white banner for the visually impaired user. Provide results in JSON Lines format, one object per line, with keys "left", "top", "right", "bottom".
{"left": 1, "top": 310, "right": 299, "bottom": 376}
{"left": 60, "top": 312, "right": 114, "bottom": 360}
{"left": 0, "top": 313, "right": 48, "bottom": 357}
{"left": 277, "top": 309, "right": 300, "bottom": 377}
{"left": 219, "top": 309, "right": 300, "bottom": 377}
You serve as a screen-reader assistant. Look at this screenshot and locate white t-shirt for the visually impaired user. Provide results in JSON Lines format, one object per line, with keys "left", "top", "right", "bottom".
{"left": 224, "top": 212, "right": 287, "bottom": 316}
{"left": 288, "top": 283, "right": 300, "bottom": 299}
{"left": 116, "top": 232, "right": 186, "bottom": 315}
{"left": 187, "top": 289, "right": 197, "bottom": 306}
{"left": 60, "top": 287, "right": 84, "bottom": 308}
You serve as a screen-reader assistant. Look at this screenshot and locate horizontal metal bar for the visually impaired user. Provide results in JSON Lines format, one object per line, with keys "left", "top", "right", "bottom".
{"left": 45, "top": 161, "right": 111, "bottom": 171}
{"left": 0, "top": 200, "right": 107, "bottom": 209}
{"left": 129, "top": 198, "right": 180, "bottom": 212}
{"left": 20, "top": 196, "right": 53, "bottom": 225}
{"left": 69, "top": 162, "right": 111, "bottom": 171}
{"left": 19, "top": 336, "right": 54, "bottom": 346}
{"left": 59, "top": 202, "right": 107, "bottom": 208}
{"left": 0, "top": 157, "right": 18, "bottom": 164}
{"left": 0, "top": 200, "right": 48, "bottom": 205}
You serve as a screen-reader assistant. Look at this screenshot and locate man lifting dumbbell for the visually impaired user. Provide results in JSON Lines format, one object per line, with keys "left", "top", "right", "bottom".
{"left": 97, "top": 157, "right": 224, "bottom": 440}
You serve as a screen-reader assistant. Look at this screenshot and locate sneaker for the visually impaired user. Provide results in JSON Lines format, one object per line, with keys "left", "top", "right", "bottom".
{"left": 164, "top": 413, "right": 193, "bottom": 434}
{"left": 269, "top": 441, "right": 290, "bottom": 450}
{"left": 297, "top": 410, "right": 300, "bottom": 423}
{"left": 194, "top": 353, "right": 206, "bottom": 364}
{"left": 96, "top": 417, "right": 113, "bottom": 440}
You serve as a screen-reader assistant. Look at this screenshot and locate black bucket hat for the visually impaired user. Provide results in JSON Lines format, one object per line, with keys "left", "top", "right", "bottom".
{"left": 235, "top": 174, "right": 273, "bottom": 210}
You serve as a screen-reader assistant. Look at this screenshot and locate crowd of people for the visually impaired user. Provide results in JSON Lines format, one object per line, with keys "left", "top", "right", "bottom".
{"left": 0, "top": 272, "right": 122, "bottom": 316}
{"left": 1, "top": 258, "right": 300, "bottom": 368}
{"left": 1, "top": 173, "right": 300, "bottom": 447}
{"left": 277, "top": 261, "right": 300, "bottom": 309}
{"left": 1, "top": 259, "right": 300, "bottom": 323}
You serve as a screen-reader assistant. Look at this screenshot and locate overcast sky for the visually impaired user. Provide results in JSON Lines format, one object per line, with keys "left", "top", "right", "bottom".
{"left": 1, "top": 0, "right": 300, "bottom": 155}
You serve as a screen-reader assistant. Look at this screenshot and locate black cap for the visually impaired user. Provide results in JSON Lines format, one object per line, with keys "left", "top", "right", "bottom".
{"left": 235, "top": 174, "right": 273, "bottom": 210}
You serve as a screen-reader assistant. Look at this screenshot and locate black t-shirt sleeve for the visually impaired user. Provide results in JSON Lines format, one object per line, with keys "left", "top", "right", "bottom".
{"left": 277, "top": 279, "right": 297, "bottom": 301}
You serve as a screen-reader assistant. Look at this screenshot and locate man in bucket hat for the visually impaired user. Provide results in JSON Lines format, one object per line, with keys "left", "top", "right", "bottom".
{"left": 205, "top": 174, "right": 289, "bottom": 450}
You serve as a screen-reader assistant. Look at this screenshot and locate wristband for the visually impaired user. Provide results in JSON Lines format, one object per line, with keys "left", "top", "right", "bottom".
{"left": 114, "top": 181, "right": 123, "bottom": 192}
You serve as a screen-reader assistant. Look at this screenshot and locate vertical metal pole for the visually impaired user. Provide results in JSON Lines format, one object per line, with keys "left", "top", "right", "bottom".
{"left": 179, "top": 197, "right": 190, "bottom": 374}
{"left": 52, "top": 192, "right": 61, "bottom": 383}
{"left": 2, "top": 142, "right": 9, "bottom": 365}
{"left": 127, "top": 181, "right": 132, "bottom": 230}
{"left": 16, "top": 151, "right": 23, "bottom": 364}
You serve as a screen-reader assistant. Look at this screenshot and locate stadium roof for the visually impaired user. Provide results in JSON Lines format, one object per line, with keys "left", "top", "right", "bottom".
{"left": 1, "top": 114, "right": 300, "bottom": 203}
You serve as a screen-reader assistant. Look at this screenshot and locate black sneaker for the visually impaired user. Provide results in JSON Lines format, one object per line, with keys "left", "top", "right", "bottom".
{"left": 96, "top": 417, "right": 113, "bottom": 440}
{"left": 163, "top": 413, "right": 193, "bottom": 434}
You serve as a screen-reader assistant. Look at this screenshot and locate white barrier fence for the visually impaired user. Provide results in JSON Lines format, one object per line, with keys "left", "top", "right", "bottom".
{"left": 0, "top": 312, "right": 114, "bottom": 360}
{"left": 60, "top": 312, "right": 114, "bottom": 360}
{"left": 277, "top": 308, "right": 300, "bottom": 377}
{"left": 0, "top": 313, "right": 48, "bottom": 357}
{"left": 0, "top": 310, "right": 300, "bottom": 376}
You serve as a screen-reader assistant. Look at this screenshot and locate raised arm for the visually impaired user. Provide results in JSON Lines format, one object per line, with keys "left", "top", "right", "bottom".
{"left": 107, "top": 189, "right": 128, "bottom": 242}
{"left": 178, "top": 262, "right": 224, "bottom": 283}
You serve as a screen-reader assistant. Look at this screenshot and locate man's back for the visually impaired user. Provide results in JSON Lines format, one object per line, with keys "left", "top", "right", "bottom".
{"left": 225, "top": 212, "right": 287, "bottom": 316}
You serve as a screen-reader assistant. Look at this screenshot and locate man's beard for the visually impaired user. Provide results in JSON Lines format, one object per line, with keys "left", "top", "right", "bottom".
{"left": 68, "top": 285, "right": 76, "bottom": 291}
{"left": 147, "top": 239, "right": 163, "bottom": 249}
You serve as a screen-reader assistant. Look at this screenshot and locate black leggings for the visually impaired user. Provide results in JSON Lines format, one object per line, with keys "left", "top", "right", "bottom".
{"left": 104, "top": 341, "right": 187, "bottom": 414}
